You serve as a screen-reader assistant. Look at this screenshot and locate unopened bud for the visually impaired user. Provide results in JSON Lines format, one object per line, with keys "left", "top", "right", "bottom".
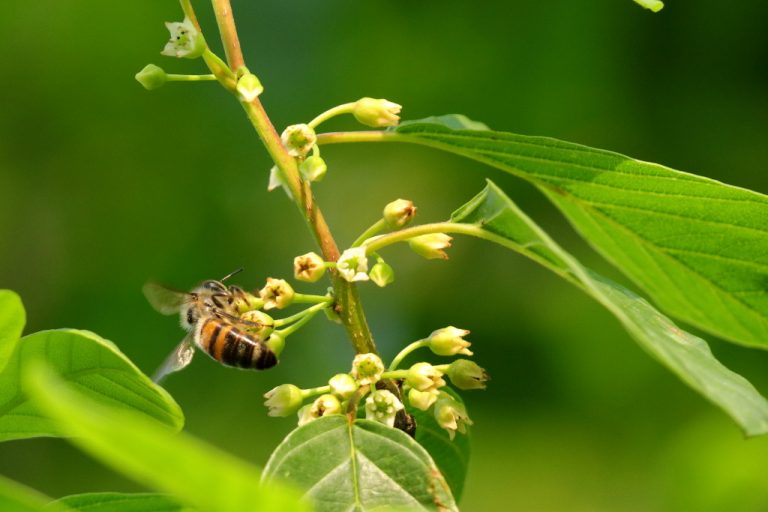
{"left": 408, "top": 388, "right": 439, "bottom": 411}
{"left": 365, "top": 390, "right": 404, "bottom": 428}
{"left": 328, "top": 373, "right": 358, "bottom": 400}
{"left": 383, "top": 199, "right": 416, "bottom": 229}
{"left": 260, "top": 278, "right": 295, "bottom": 310}
{"left": 406, "top": 362, "right": 446, "bottom": 392}
{"left": 446, "top": 359, "right": 489, "bottom": 390}
{"left": 161, "top": 17, "right": 206, "bottom": 59}
{"left": 294, "top": 252, "right": 326, "bottom": 283}
{"left": 264, "top": 384, "right": 303, "bottom": 417}
{"left": 299, "top": 155, "right": 327, "bottom": 182}
{"left": 428, "top": 326, "right": 473, "bottom": 356}
{"left": 265, "top": 331, "right": 285, "bottom": 356}
{"left": 237, "top": 73, "right": 264, "bottom": 102}
{"left": 353, "top": 97, "right": 402, "bottom": 128}
{"left": 351, "top": 353, "right": 385, "bottom": 386}
{"left": 408, "top": 233, "right": 453, "bottom": 260}
{"left": 239, "top": 310, "right": 275, "bottom": 340}
{"left": 135, "top": 64, "right": 167, "bottom": 90}
{"left": 281, "top": 124, "right": 317, "bottom": 157}
{"left": 369, "top": 260, "right": 394, "bottom": 288}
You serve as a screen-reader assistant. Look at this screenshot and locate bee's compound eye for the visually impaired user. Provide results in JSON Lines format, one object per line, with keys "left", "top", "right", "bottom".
{"left": 201, "top": 280, "right": 227, "bottom": 293}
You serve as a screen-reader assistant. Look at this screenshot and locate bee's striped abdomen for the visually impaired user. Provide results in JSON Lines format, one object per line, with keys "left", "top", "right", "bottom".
{"left": 197, "top": 318, "right": 277, "bottom": 370}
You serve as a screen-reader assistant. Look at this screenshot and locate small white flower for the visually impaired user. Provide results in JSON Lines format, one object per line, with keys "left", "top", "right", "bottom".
{"left": 259, "top": 278, "right": 294, "bottom": 310}
{"left": 351, "top": 353, "right": 385, "bottom": 386}
{"left": 298, "top": 394, "right": 342, "bottom": 426}
{"left": 328, "top": 373, "right": 359, "bottom": 400}
{"left": 161, "top": 17, "right": 205, "bottom": 59}
{"left": 337, "top": 247, "right": 369, "bottom": 282}
{"left": 434, "top": 396, "right": 473, "bottom": 440}
{"left": 281, "top": 124, "right": 317, "bottom": 157}
{"left": 294, "top": 252, "right": 326, "bottom": 282}
{"left": 408, "top": 233, "right": 453, "bottom": 260}
{"left": 264, "top": 384, "right": 303, "bottom": 417}
{"left": 365, "top": 390, "right": 404, "bottom": 428}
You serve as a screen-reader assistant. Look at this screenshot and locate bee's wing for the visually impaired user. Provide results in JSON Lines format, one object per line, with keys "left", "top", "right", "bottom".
{"left": 152, "top": 334, "right": 196, "bottom": 383}
{"left": 143, "top": 282, "right": 188, "bottom": 315}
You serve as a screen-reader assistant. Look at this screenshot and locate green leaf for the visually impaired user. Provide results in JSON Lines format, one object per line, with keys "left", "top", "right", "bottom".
{"left": 263, "top": 415, "right": 457, "bottom": 511}
{"left": 24, "top": 363, "right": 308, "bottom": 512}
{"left": 410, "top": 390, "right": 470, "bottom": 502}
{"left": 397, "top": 114, "right": 489, "bottom": 131}
{"left": 0, "top": 290, "right": 25, "bottom": 373}
{"left": 394, "top": 119, "right": 768, "bottom": 348}
{"left": 451, "top": 181, "right": 768, "bottom": 437}
{"left": 50, "top": 493, "right": 193, "bottom": 512}
{"left": 0, "top": 329, "right": 183, "bottom": 442}
{"left": 0, "top": 474, "right": 70, "bottom": 512}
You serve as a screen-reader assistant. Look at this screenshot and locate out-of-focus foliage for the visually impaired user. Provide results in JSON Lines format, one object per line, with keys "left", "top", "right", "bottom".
{"left": 1, "top": 1, "right": 767, "bottom": 510}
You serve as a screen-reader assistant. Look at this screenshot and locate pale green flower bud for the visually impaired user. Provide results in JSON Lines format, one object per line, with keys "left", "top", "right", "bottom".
{"left": 259, "top": 278, "right": 294, "bottom": 310}
{"left": 294, "top": 252, "right": 326, "bottom": 283}
{"left": 298, "top": 394, "right": 342, "bottom": 426}
{"left": 264, "top": 384, "right": 303, "bottom": 417}
{"left": 383, "top": 199, "right": 416, "bottom": 229}
{"left": 299, "top": 155, "right": 327, "bottom": 182}
{"left": 337, "top": 247, "right": 369, "bottom": 283}
{"left": 237, "top": 73, "right": 264, "bottom": 102}
{"left": 406, "top": 362, "right": 446, "bottom": 392}
{"left": 408, "top": 388, "right": 439, "bottom": 411}
{"left": 135, "top": 64, "right": 167, "bottom": 90}
{"left": 365, "top": 390, "right": 404, "bottom": 428}
{"left": 281, "top": 124, "right": 317, "bottom": 157}
{"left": 239, "top": 310, "right": 275, "bottom": 340}
{"left": 161, "top": 17, "right": 206, "bottom": 59}
{"left": 428, "top": 326, "right": 473, "bottom": 356}
{"left": 446, "top": 359, "right": 489, "bottom": 390}
{"left": 265, "top": 331, "right": 285, "bottom": 356}
{"left": 351, "top": 353, "right": 385, "bottom": 386}
{"left": 329, "top": 373, "right": 358, "bottom": 400}
{"left": 369, "top": 260, "right": 394, "bottom": 288}
{"left": 408, "top": 233, "right": 453, "bottom": 260}
{"left": 434, "top": 396, "right": 472, "bottom": 440}
{"left": 353, "top": 97, "right": 402, "bottom": 128}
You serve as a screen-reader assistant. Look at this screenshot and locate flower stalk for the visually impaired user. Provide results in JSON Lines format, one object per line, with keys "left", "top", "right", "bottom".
{"left": 192, "top": 0, "right": 378, "bottom": 356}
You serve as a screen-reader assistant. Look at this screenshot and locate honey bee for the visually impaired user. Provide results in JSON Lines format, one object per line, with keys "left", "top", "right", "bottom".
{"left": 143, "top": 269, "right": 277, "bottom": 382}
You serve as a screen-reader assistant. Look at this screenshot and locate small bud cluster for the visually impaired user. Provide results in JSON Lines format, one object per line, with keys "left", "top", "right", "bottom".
{"left": 262, "top": 327, "right": 488, "bottom": 440}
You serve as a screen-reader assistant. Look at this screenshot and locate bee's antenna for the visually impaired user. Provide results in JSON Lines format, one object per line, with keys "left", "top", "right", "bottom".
{"left": 220, "top": 267, "right": 244, "bottom": 282}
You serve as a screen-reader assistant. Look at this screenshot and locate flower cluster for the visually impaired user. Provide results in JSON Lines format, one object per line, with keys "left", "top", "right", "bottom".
{"left": 263, "top": 327, "right": 488, "bottom": 440}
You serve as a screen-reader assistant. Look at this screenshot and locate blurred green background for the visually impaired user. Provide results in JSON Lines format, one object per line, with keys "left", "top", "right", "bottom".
{"left": 2, "top": 1, "right": 768, "bottom": 510}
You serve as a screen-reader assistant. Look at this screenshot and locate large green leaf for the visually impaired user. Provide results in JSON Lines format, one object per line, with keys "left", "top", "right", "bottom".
{"left": 50, "top": 493, "right": 193, "bottom": 512}
{"left": 0, "top": 329, "right": 183, "bottom": 441}
{"left": 0, "top": 290, "right": 25, "bottom": 373}
{"left": 24, "top": 364, "right": 308, "bottom": 512}
{"left": 409, "top": 391, "right": 470, "bottom": 502}
{"left": 263, "top": 415, "right": 457, "bottom": 511}
{"left": 0, "top": 474, "right": 70, "bottom": 512}
{"left": 390, "top": 117, "right": 768, "bottom": 348}
{"left": 450, "top": 181, "right": 768, "bottom": 436}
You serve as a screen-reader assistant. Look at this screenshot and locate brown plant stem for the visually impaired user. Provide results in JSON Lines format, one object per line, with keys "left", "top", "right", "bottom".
{"left": 206, "top": 0, "right": 376, "bottom": 355}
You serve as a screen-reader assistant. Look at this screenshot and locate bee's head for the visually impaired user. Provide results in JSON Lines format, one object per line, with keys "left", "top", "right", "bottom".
{"left": 198, "top": 280, "right": 228, "bottom": 294}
